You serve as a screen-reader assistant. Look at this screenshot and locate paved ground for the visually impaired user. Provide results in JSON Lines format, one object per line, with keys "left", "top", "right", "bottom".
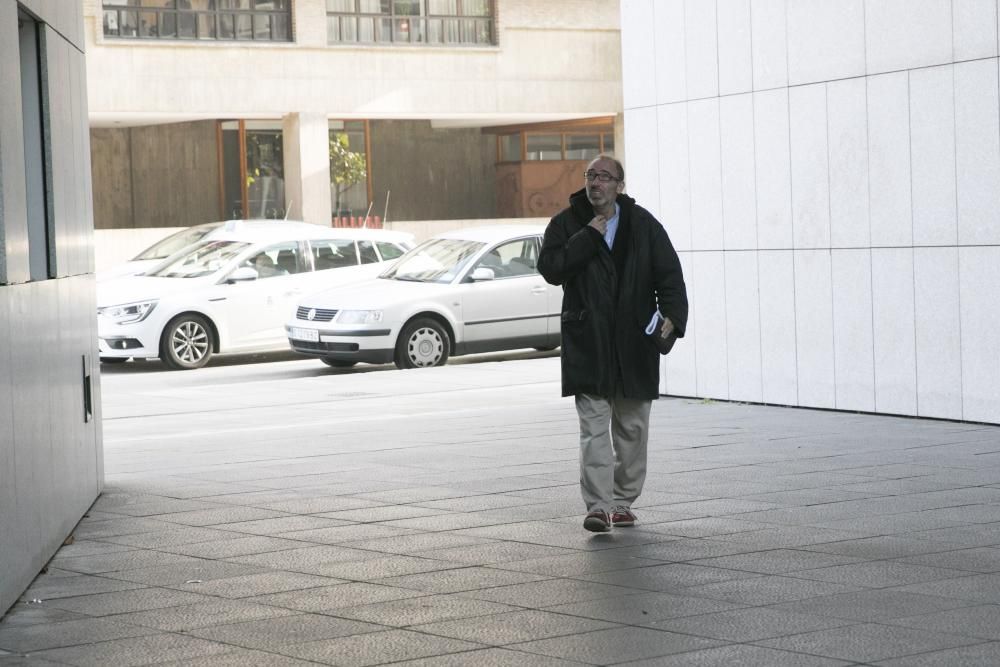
{"left": 3, "top": 352, "right": 1000, "bottom": 666}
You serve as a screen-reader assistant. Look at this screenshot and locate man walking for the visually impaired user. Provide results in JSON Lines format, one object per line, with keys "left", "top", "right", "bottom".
{"left": 538, "top": 154, "right": 688, "bottom": 533}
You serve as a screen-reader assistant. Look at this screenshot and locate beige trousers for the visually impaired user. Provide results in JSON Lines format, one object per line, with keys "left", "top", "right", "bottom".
{"left": 575, "top": 393, "right": 652, "bottom": 513}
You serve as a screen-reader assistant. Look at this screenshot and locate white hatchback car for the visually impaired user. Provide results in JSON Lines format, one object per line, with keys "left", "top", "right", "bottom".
{"left": 98, "top": 220, "right": 414, "bottom": 369}
{"left": 286, "top": 225, "right": 562, "bottom": 369}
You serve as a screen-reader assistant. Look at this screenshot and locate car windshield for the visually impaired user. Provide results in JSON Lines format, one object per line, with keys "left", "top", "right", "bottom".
{"left": 145, "top": 240, "right": 250, "bottom": 279}
{"left": 381, "top": 238, "right": 485, "bottom": 284}
{"left": 133, "top": 225, "right": 219, "bottom": 261}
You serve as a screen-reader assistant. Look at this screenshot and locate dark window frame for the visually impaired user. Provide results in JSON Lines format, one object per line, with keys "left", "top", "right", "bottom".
{"left": 101, "top": 1, "right": 292, "bottom": 43}
{"left": 326, "top": 0, "right": 495, "bottom": 47}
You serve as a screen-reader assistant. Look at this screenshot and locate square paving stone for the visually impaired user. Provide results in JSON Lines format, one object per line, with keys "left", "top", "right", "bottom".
{"left": 688, "top": 548, "right": 863, "bottom": 574}
{"left": 108, "top": 599, "right": 297, "bottom": 632}
{"left": 188, "top": 613, "right": 385, "bottom": 648}
{"left": 51, "top": 550, "right": 203, "bottom": 575}
{"left": 160, "top": 536, "right": 308, "bottom": 559}
{"left": 305, "top": 555, "right": 457, "bottom": 580}
{"left": 275, "top": 629, "right": 484, "bottom": 666}
{"left": 318, "top": 505, "right": 449, "bottom": 523}
{"left": 49, "top": 540, "right": 138, "bottom": 559}
{"left": 801, "top": 536, "right": 965, "bottom": 560}
{"left": 276, "top": 524, "right": 422, "bottom": 545}
{"left": 225, "top": 545, "right": 375, "bottom": 571}
{"left": 786, "top": 561, "right": 972, "bottom": 588}
{"left": 459, "top": 578, "right": 643, "bottom": 608}
{"left": 99, "top": 527, "right": 238, "bottom": 549}
{"left": 342, "top": 532, "right": 494, "bottom": 555}
{"left": 384, "top": 647, "right": 585, "bottom": 666}
{"left": 211, "top": 515, "right": 351, "bottom": 535}
{"left": 155, "top": 648, "right": 327, "bottom": 666}
{"left": 375, "top": 566, "right": 549, "bottom": 594}
{"left": 31, "top": 632, "right": 231, "bottom": 667}
{"left": 44, "top": 587, "right": 210, "bottom": 616}
{"left": 616, "top": 644, "right": 853, "bottom": 666}
{"left": 771, "top": 588, "right": 975, "bottom": 622}
{"left": 0, "top": 605, "right": 90, "bottom": 628}
{"left": 896, "top": 547, "right": 1000, "bottom": 573}
{"left": 171, "top": 571, "right": 342, "bottom": 598}
{"left": 0, "top": 616, "right": 156, "bottom": 653}
{"left": 72, "top": 517, "right": 178, "bottom": 540}
{"left": 896, "top": 572, "right": 1000, "bottom": 603}
{"left": 680, "top": 574, "right": 859, "bottom": 606}
{"left": 542, "top": 591, "right": 746, "bottom": 624}
{"left": 421, "top": 542, "right": 577, "bottom": 566}
{"left": 491, "top": 552, "right": 666, "bottom": 577}
{"left": 412, "top": 609, "right": 619, "bottom": 645}
{"left": 649, "top": 606, "right": 851, "bottom": 642}
{"left": 100, "top": 560, "right": 269, "bottom": 587}
{"left": 577, "top": 562, "right": 760, "bottom": 592}
{"left": 509, "top": 626, "right": 722, "bottom": 664}
{"left": 758, "top": 622, "right": 981, "bottom": 663}
{"left": 251, "top": 582, "right": 425, "bottom": 613}
{"left": 20, "top": 574, "right": 145, "bottom": 601}
{"left": 330, "top": 593, "right": 518, "bottom": 627}
{"left": 890, "top": 604, "right": 1000, "bottom": 640}
{"left": 873, "top": 641, "right": 1000, "bottom": 666}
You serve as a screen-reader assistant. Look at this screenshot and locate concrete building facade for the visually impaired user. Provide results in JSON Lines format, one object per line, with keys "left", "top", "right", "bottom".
{"left": 1, "top": 2, "right": 104, "bottom": 614}
{"left": 82, "top": 0, "right": 623, "bottom": 231}
{"left": 622, "top": 0, "right": 1000, "bottom": 425}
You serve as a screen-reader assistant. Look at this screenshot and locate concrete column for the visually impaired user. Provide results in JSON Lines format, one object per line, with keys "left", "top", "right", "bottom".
{"left": 282, "top": 112, "right": 331, "bottom": 226}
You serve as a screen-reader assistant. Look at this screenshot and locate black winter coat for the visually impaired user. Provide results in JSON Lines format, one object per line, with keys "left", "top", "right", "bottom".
{"left": 538, "top": 189, "right": 688, "bottom": 400}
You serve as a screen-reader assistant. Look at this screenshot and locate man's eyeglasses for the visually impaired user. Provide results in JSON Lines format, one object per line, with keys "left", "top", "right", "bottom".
{"left": 584, "top": 170, "right": 621, "bottom": 183}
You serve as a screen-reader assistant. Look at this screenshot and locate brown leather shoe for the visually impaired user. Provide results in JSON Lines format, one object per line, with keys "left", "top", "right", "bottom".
{"left": 583, "top": 510, "right": 611, "bottom": 533}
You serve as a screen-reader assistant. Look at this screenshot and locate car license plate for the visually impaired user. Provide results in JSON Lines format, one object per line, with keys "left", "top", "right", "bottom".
{"left": 289, "top": 327, "right": 319, "bottom": 342}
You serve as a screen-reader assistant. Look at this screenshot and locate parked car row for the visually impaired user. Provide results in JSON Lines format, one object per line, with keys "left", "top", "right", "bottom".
{"left": 97, "top": 221, "right": 562, "bottom": 371}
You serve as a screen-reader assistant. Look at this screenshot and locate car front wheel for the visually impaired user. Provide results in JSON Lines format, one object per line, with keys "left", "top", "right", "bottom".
{"left": 395, "top": 318, "right": 450, "bottom": 369}
{"left": 161, "top": 314, "right": 213, "bottom": 370}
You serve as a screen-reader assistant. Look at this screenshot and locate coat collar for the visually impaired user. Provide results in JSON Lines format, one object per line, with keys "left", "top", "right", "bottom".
{"left": 568, "top": 188, "right": 635, "bottom": 222}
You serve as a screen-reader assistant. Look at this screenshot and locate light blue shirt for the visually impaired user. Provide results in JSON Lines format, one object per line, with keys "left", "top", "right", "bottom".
{"left": 604, "top": 203, "right": 621, "bottom": 249}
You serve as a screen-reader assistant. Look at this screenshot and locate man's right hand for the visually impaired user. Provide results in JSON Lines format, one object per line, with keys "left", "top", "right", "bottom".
{"left": 588, "top": 215, "right": 608, "bottom": 234}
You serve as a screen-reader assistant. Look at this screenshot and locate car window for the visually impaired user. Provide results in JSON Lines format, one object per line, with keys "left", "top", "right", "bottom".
{"left": 132, "top": 223, "right": 220, "bottom": 261}
{"left": 358, "top": 240, "right": 379, "bottom": 264}
{"left": 472, "top": 238, "right": 539, "bottom": 279}
{"left": 146, "top": 240, "right": 250, "bottom": 279}
{"left": 240, "top": 246, "right": 291, "bottom": 280}
{"left": 269, "top": 241, "right": 306, "bottom": 274}
{"left": 311, "top": 239, "right": 358, "bottom": 270}
{"left": 376, "top": 241, "right": 406, "bottom": 261}
{"left": 382, "top": 238, "right": 484, "bottom": 284}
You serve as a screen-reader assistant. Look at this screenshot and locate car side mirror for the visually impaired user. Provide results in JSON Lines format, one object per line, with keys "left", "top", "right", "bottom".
{"left": 469, "top": 267, "right": 495, "bottom": 282}
{"left": 227, "top": 266, "right": 259, "bottom": 283}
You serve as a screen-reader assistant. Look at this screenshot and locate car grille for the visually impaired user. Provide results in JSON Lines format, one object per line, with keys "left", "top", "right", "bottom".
{"left": 291, "top": 340, "right": 359, "bottom": 352}
{"left": 296, "top": 306, "right": 338, "bottom": 322}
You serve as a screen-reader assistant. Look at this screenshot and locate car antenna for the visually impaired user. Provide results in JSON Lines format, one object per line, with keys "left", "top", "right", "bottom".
{"left": 382, "top": 190, "right": 390, "bottom": 225}
{"left": 361, "top": 201, "right": 374, "bottom": 228}
{"left": 283, "top": 200, "right": 293, "bottom": 220}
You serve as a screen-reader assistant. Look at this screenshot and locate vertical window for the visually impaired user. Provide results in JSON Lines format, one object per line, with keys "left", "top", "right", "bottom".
{"left": 329, "top": 120, "right": 369, "bottom": 218}
{"left": 499, "top": 134, "right": 520, "bottom": 162}
{"left": 19, "top": 9, "right": 53, "bottom": 281}
{"left": 525, "top": 134, "right": 562, "bottom": 161}
{"left": 327, "top": 0, "right": 494, "bottom": 45}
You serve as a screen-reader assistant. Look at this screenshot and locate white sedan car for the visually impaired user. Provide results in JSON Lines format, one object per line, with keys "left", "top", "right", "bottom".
{"left": 98, "top": 220, "right": 414, "bottom": 369}
{"left": 286, "top": 225, "right": 562, "bottom": 369}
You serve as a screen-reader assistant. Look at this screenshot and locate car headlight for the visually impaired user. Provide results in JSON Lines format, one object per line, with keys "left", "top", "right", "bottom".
{"left": 98, "top": 300, "right": 158, "bottom": 325}
{"left": 337, "top": 309, "right": 383, "bottom": 324}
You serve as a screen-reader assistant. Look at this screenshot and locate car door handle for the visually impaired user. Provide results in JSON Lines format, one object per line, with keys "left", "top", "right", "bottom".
{"left": 531, "top": 286, "right": 547, "bottom": 294}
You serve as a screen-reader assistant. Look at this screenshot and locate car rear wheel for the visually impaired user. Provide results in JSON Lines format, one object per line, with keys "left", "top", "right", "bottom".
{"left": 320, "top": 357, "right": 357, "bottom": 368}
{"left": 161, "top": 314, "right": 213, "bottom": 370}
{"left": 395, "top": 318, "right": 450, "bottom": 369}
